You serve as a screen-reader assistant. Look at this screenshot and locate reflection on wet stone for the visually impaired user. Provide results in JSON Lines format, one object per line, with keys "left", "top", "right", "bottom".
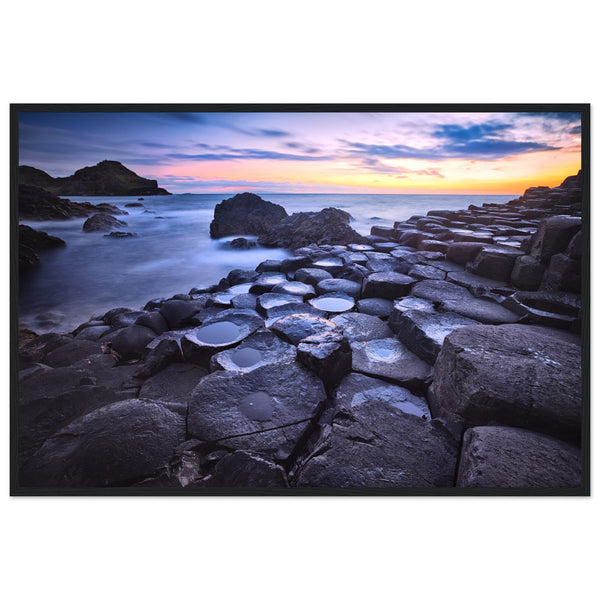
{"left": 239, "top": 391, "right": 275, "bottom": 422}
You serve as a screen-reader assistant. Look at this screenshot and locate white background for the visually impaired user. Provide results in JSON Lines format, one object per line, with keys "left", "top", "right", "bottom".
{"left": 1, "top": 2, "right": 597, "bottom": 598}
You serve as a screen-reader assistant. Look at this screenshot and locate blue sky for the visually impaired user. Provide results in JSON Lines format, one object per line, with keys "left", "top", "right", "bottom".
{"left": 18, "top": 111, "right": 582, "bottom": 193}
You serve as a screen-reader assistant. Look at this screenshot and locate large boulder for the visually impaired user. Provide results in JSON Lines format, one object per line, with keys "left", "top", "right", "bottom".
{"left": 430, "top": 324, "right": 582, "bottom": 444}
{"left": 83, "top": 213, "right": 127, "bottom": 232}
{"left": 258, "top": 207, "right": 366, "bottom": 248}
{"left": 456, "top": 426, "right": 581, "bottom": 488}
{"left": 20, "top": 399, "right": 186, "bottom": 487}
{"left": 209, "top": 192, "right": 287, "bottom": 238}
{"left": 528, "top": 216, "right": 581, "bottom": 264}
{"left": 18, "top": 183, "right": 126, "bottom": 220}
{"left": 295, "top": 402, "right": 460, "bottom": 488}
{"left": 19, "top": 225, "right": 66, "bottom": 270}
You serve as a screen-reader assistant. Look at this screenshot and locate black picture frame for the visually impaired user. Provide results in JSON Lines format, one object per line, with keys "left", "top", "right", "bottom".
{"left": 10, "top": 103, "right": 590, "bottom": 496}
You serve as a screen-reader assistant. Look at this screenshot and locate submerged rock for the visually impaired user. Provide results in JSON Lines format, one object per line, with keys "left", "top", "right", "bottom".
{"left": 83, "top": 213, "right": 128, "bottom": 232}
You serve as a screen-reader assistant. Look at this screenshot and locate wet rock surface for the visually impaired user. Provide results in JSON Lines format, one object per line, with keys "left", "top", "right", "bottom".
{"left": 295, "top": 402, "right": 460, "bottom": 488}
{"left": 334, "top": 373, "right": 430, "bottom": 419}
{"left": 351, "top": 338, "right": 432, "bottom": 393}
{"left": 430, "top": 324, "right": 581, "bottom": 444}
{"left": 188, "top": 362, "right": 326, "bottom": 460}
{"left": 457, "top": 426, "right": 581, "bottom": 488}
{"left": 17, "top": 171, "right": 585, "bottom": 491}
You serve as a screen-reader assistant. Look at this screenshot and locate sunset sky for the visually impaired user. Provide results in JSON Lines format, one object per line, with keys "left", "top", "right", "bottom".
{"left": 18, "top": 111, "right": 582, "bottom": 194}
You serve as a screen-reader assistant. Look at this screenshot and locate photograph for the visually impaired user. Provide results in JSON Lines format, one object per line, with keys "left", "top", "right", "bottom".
{"left": 11, "top": 105, "right": 590, "bottom": 495}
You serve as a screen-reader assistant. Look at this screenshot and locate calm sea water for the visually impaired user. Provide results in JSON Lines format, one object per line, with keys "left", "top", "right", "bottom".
{"left": 19, "top": 192, "right": 514, "bottom": 333}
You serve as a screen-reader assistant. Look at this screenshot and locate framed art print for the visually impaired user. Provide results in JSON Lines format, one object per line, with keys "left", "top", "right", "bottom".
{"left": 10, "top": 104, "right": 590, "bottom": 495}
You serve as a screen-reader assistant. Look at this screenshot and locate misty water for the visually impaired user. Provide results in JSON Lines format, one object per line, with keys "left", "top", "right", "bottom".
{"left": 19, "top": 192, "right": 513, "bottom": 333}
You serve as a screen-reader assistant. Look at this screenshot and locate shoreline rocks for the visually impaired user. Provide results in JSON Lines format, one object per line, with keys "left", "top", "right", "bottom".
{"left": 16, "top": 171, "right": 585, "bottom": 491}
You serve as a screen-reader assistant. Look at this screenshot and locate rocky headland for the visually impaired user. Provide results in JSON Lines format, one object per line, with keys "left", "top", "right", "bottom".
{"left": 19, "top": 161, "right": 171, "bottom": 196}
{"left": 17, "top": 171, "right": 585, "bottom": 491}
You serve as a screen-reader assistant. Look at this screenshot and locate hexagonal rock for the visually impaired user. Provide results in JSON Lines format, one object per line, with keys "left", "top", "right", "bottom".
{"left": 456, "top": 426, "right": 581, "bottom": 488}
{"left": 312, "top": 256, "right": 344, "bottom": 276}
{"left": 331, "top": 312, "right": 393, "bottom": 343}
{"left": 256, "top": 293, "right": 302, "bottom": 316}
{"left": 540, "top": 253, "right": 581, "bottom": 293}
{"left": 446, "top": 270, "right": 515, "bottom": 297}
{"left": 510, "top": 255, "right": 545, "bottom": 290}
{"left": 210, "top": 329, "right": 296, "bottom": 373}
{"left": 362, "top": 272, "right": 416, "bottom": 300}
{"left": 297, "top": 330, "right": 352, "bottom": 389}
{"left": 135, "top": 311, "right": 169, "bottom": 335}
{"left": 390, "top": 309, "right": 479, "bottom": 365}
{"left": 42, "top": 339, "right": 103, "bottom": 368}
{"left": 110, "top": 325, "right": 157, "bottom": 360}
{"left": 315, "top": 278, "right": 362, "bottom": 298}
{"left": 20, "top": 399, "right": 186, "bottom": 487}
{"left": 202, "top": 450, "right": 289, "bottom": 488}
{"left": 529, "top": 216, "right": 581, "bottom": 264}
{"left": 308, "top": 293, "right": 355, "bottom": 314}
{"left": 18, "top": 385, "right": 125, "bottom": 468}
{"left": 407, "top": 264, "right": 446, "bottom": 281}
{"left": 334, "top": 373, "right": 430, "bottom": 420}
{"left": 249, "top": 272, "right": 288, "bottom": 294}
{"left": 139, "top": 363, "right": 208, "bottom": 407}
{"left": 446, "top": 242, "right": 489, "bottom": 265}
{"left": 430, "top": 324, "right": 582, "bottom": 444}
{"left": 134, "top": 338, "right": 183, "bottom": 380}
{"left": 351, "top": 338, "right": 432, "bottom": 393}
{"left": 188, "top": 362, "right": 326, "bottom": 460}
{"left": 181, "top": 310, "right": 264, "bottom": 367}
{"left": 295, "top": 402, "right": 459, "bottom": 488}
{"left": 411, "top": 280, "right": 520, "bottom": 324}
{"left": 294, "top": 267, "right": 332, "bottom": 286}
{"left": 271, "top": 280, "right": 315, "bottom": 299}
{"left": 467, "top": 246, "right": 524, "bottom": 282}
{"left": 355, "top": 298, "right": 394, "bottom": 318}
{"left": 159, "top": 299, "right": 200, "bottom": 329}
{"left": 269, "top": 313, "right": 339, "bottom": 345}
{"left": 264, "top": 302, "right": 326, "bottom": 325}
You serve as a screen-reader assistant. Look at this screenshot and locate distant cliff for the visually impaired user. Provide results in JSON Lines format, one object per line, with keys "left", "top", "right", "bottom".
{"left": 19, "top": 160, "right": 171, "bottom": 196}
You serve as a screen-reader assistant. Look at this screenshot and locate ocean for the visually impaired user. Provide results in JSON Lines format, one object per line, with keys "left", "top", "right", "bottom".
{"left": 18, "top": 192, "right": 515, "bottom": 333}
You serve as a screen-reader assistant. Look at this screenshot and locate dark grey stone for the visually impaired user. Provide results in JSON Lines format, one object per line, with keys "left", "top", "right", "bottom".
{"left": 351, "top": 338, "right": 432, "bottom": 393}
{"left": 188, "top": 362, "right": 326, "bottom": 460}
{"left": 20, "top": 399, "right": 186, "bottom": 487}
{"left": 295, "top": 402, "right": 459, "bottom": 488}
{"left": 331, "top": 312, "right": 393, "bottom": 342}
{"left": 430, "top": 324, "right": 582, "bottom": 444}
{"left": 334, "top": 373, "right": 430, "bottom": 419}
{"left": 457, "top": 426, "right": 581, "bottom": 488}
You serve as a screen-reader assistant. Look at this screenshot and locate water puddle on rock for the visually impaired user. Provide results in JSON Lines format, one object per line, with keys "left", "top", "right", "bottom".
{"left": 228, "top": 283, "right": 253, "bottom": 295}
{"left": 195, "top": 321, "right": 241, "bottom": 345}
{"left": 231, "top": 347, "right": 263, "bottom": 368}
{"left": 365, "top": 339, "right": 401, "bottom": 363}
{"left": 313, "top": 257, "right": 343, "bottom": 268}
{"left": 310, "top": 296, "right": 354, "bottom": 312}
{"left": 239, "top": 391, "right": 274, "bottom": 421}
